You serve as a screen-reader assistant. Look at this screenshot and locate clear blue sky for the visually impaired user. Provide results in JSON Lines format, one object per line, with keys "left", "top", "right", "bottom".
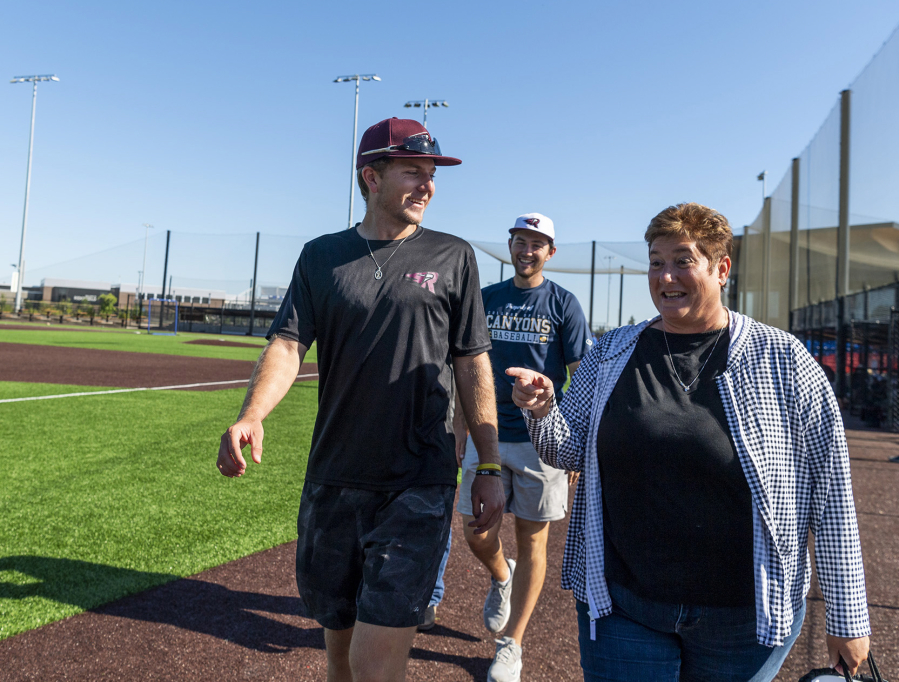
{"left": 1, "top": 0, "right": 897, "bottom": 324}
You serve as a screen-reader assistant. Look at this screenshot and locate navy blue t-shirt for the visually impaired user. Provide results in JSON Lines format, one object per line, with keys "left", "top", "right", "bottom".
{"left": 482, "top": 278, "right": 592, "bottom": 441}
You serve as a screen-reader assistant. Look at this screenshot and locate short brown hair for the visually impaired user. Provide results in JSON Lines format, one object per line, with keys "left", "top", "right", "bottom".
{"left": 356, "top": 157, "right": 393, "bottom": 203}
{"left": 644, "top": 202, "right": 732, "bottom": 268}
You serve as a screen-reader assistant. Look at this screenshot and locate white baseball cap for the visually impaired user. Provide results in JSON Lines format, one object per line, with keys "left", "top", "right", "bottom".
{"left": 510, "top": 213, "right": 555, "bottom": 242}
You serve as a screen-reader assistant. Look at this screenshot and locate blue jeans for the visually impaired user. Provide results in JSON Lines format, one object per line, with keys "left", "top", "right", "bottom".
{"left": 576, "top": 582, "right": 805, "bottom": 682}
{"left": 429, "top": 527, "right": 452, "bottom": 606}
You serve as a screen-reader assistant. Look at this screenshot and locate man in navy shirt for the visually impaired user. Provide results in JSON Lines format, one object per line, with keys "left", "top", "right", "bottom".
{"left": 455, "top": 213, "right": 592, "bottom": 682}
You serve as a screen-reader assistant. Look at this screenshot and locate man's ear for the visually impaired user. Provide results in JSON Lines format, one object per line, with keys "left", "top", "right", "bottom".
{"left": 361, "top": 166, "right": 381, "bottom": 195}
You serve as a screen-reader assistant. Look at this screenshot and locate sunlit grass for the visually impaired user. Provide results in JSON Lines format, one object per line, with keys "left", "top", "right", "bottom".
{"left": 0, "top": 381, "right": 317, "bottom": 640}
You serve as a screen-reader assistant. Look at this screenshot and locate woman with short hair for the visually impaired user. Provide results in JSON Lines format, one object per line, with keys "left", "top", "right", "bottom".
{"left": 508, "top": 203, "right": 870, "bottom": 681}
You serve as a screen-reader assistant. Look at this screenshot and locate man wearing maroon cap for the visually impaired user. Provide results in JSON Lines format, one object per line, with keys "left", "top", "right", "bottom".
{"left": 216, "top": 117, "right": 504, "bottom": 681}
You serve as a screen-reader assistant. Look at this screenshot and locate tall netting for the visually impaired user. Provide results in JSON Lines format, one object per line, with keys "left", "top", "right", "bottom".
{"left": 166, "top": 232, "right": 310, "bottom": 305}
{"left": 736, "top": 25, "right": 899, "bottom": 414}
{"left": 739, "top": 26, "right": 899, "bottom": 328}
{"left": 797, "top": 102, "right": 842, "bottom": 310}
{"left": 470, "top": 240, "right": 648, "bottom": 274}
{"left": 24, "top": 236, "right": 154, "bottom": 289}
{"left": 767, "top": 169, "right": 792, "bottom": 330}
{"left": 253, "top": 233, "right": 311, "bottom": 308}
{"left": 739, "top": 211, "right": 766, "bottom": 320}
{"left": 165, "top": 232, "right": 258, "bottom": 301}
{"left": 147, "top": 299, "right": 178, "bottom": 334}
{"left": 848, "top": 26, "right": 899, "bottom": 292}
{"left": 21, "top": 230, "right": 313, "bottom": 306}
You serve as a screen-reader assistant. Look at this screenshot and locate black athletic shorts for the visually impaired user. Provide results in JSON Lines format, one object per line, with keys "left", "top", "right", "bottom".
{"left": 295, "top": 481, "right": 455, "bottom": 630}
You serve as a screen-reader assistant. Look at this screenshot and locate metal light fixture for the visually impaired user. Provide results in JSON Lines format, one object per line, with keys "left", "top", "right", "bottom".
{"left": 403, "top": 99, "right": 448, "bottom": 127}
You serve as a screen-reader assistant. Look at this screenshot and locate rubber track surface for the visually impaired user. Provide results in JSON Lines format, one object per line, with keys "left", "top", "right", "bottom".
{"left": 0, "top": 342, "right": 316, "bottom": 391}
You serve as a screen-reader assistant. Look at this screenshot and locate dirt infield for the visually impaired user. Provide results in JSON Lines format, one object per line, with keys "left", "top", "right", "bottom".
{"left": 0, "top": 342, "right": 317, "bottom": 390}
{"left": 1, "top": 425, "right": 896, "bottom": 681}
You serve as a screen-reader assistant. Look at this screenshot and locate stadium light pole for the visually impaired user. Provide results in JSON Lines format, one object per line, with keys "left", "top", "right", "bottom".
{"left": 334, "top": 74, "right": 381, "bottom": 230}
{"left": 140, "top": 223, "right": 154, "bottom": 301}
{"left": 10, "top": 74, "right": 59, "bottom": 313}
{"left": 403, "top": 99, "right": 448, "bottom": 127}
{"left": 757, "top": 170, "right": 767, "bottom": 200}
{"left": 604, "top": 255, "right": 615, "bottom": 329}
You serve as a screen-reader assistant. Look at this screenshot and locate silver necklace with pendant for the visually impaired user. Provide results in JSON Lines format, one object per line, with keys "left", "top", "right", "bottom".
{"left": 662, "top": 323, "right": 726, "bottom": 393}
{"left": 365, "top": 234, "right": 410, "bottom": 280}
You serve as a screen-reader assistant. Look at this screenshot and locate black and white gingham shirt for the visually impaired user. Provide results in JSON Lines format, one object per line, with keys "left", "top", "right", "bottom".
{"left": 524, "top": 311, "right": 871, "bottom": 646}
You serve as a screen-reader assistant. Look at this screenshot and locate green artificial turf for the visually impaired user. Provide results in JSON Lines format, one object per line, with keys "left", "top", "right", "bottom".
{"left": 0, "top": 382, "right": 121, "bottom": 400}
{"left": 0, "top": 326, "right": 318, "bottom": 363}
{"left": 0, "top": 380, "right": 318, "bottom": 640}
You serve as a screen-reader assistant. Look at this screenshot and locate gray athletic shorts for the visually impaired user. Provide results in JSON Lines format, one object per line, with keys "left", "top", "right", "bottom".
{"left": 457, "top": 436, "right": 568, "bottom": 522}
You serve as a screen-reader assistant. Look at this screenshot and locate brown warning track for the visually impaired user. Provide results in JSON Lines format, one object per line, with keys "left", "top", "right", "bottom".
{"left": 1, "top": 422, "right": 896, "bottom": 681}
{"left": 0, "top": 342, "right": 316, "bottom": 391}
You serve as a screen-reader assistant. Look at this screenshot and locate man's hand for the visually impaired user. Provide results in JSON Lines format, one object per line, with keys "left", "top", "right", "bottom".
{"left": 568, "top": 471, "right": 580, "bottom": 486}
{"left": 827, "top": 634, "right": 869, "bottom": 676}
{"left": 214, "top": 336, "right": 306, "bottom": 479}
{"left": 506, "top": 367, "right": 555, "bottom": 419}
{"left": 468, "top": 474, "right": 504, "bottom": 535}
{"left": 217, "top": 419, "right": 264, "bottom": 477}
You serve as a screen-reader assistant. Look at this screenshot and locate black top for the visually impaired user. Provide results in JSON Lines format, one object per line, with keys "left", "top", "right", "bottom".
{"left": 481, "top": 278, "right": 592, "bottom": 442}
{"left": 268, "top": 226, "right": 491, "bottom": 491}
{"left": 596, "top": 326, "right": 755, "bottom": 607}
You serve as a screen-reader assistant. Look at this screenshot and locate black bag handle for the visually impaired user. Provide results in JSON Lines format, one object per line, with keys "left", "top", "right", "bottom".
{"left": 838, "top": 653, "right": 885, "bottom": 682}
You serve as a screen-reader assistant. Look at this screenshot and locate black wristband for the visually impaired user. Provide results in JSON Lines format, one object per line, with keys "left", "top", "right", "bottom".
{"left": 475, "top": 469, "right": 501, "bottom": 477}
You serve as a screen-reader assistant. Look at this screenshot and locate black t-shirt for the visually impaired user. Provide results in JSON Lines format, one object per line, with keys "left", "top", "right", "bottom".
{"left": 267, "top": 226, "right": 491, "bottom": 491}
{"left": 596, "top": 327, "right": 755, "bottom": 607}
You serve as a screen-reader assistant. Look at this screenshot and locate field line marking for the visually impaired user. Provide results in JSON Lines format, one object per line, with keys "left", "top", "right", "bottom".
{"left": 0, "top": 373, "right": 318, "bottom": 404}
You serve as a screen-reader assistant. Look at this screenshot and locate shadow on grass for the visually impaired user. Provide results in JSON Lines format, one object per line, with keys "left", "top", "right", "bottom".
{"left": 2, "top": 555, "right": 488, "bottom": 670}
{"left": 0, "top": 556, "right": 321, "bottom": 653}
{"left": 0, "top": 555, "right": 177, "bottom": 610}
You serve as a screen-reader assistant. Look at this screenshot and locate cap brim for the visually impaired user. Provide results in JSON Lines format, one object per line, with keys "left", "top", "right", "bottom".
{"left": 386, "top": 151, "right": 461, "bottom": 166}
{"left": 509, "top": 227, "right": 554, "bottom": 241}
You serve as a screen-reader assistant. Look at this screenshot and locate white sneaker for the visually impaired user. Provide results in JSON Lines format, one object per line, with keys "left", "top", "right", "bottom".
{"left": 487, "top": 636, "right": 522, "bottom": 682}
{"left": 483, "top": 557, "right": 516, "bottom": 633}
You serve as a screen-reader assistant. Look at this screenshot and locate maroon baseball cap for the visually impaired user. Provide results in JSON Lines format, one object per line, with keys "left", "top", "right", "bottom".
{"left": 356, "top": 117, "right": 461, "bottom": 169}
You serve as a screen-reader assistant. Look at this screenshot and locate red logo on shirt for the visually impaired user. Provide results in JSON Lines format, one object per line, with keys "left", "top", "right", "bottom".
{"left": 404, "top": 271, "right": 439, "bottom": 294}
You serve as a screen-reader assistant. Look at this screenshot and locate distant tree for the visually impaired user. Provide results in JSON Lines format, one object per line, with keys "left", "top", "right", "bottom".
{"left": 0, "top": 293, "right": 8, "bottom": 313}
{"left": 628, "top": 315, "right": 636, "bottom": 325}
{"left": 77, "top": 300, "right": 94, "bottom": 318}
{"left": 98, "top": 293, "right": 117, "bottom": 318}
{"left": 57, "top": 300, "right": 71, "bottom": 316}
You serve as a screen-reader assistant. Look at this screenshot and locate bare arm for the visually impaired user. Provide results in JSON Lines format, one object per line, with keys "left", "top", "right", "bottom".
{"left": 216, "top": 335, "right": 308, "bottom": 477}
{"left": 453, "top": 352, "right": 504, "bottom": 534}
{"left": 452, "top": 389, "right": 468, "bottom": 466}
